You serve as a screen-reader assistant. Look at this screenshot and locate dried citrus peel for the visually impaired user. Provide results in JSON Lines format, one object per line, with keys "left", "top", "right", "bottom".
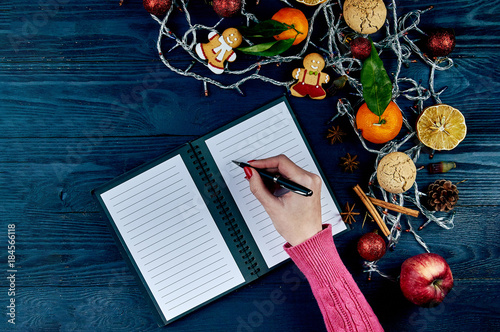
{"left": 295, "top": 0, "right": 327, "bottom": 6}
{"left": 416, "top": 104, "right": 467, "bottom": 151}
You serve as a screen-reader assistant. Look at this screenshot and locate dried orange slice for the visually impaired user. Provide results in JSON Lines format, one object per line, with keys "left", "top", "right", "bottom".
{"left": 416, "top": 104, "right": 467, "bottom": 150}
{"left": 295, "top": 0, "right": 327, "bottom": 6}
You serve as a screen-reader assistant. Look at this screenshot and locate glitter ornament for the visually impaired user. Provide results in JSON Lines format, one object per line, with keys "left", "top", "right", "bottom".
{"left": 357, "top": 232, "right": 386, "bottom": 262}
{"left": 425, "top": 28, "right": 456, "bottom": 57}
{"left": 213, "top": 0, "right": 242, "bottom": 18}
{"left": 143, "top": 0, "right": 172, "bottom": 17}
{"left": 350, "top": 37, "right": 372, "bottom": 60}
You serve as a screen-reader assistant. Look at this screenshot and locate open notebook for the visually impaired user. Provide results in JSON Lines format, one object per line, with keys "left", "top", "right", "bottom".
{"left": 93, "top": 97, "right": 348, "bottom": 326}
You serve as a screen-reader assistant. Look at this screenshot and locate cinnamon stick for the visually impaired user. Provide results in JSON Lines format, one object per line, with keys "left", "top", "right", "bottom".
{"left": 353, "top": 185, "right": 391, "bottom": 237}
{"left": 368, "top": 197, "right": 420, "bottom": 218}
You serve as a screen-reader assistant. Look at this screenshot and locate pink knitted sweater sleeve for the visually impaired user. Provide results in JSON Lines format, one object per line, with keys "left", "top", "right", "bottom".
{"left": 284, "top": 224, "right": 384, "bottom": 332}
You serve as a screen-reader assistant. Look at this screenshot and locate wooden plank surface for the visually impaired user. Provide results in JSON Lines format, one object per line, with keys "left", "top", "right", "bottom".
{"left": 1, "top": 0, "right": 500, "bottom": 331}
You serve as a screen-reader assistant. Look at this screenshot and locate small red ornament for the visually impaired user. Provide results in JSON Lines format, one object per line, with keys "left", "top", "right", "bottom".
{"left": 212, "top": 0, "right": 242, "bottom": 18}
{"left": 143, "top": 0, "right": 172, "bottom": 17}
{"left": 357, "top": 232, "right": 386, "bottom": 261}
{"left": 425, "top": 28, "right": 456, "bottom": 57}
{"left": 350, "top": 37, "right": 371, "bottom": 60}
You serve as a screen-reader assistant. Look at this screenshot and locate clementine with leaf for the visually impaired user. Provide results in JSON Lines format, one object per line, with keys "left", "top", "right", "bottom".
{"left": 356, "top": 101, "right": 403, "bottom": 144}
{"left": 271, "top": 8, "right": 309, "bottom": 45}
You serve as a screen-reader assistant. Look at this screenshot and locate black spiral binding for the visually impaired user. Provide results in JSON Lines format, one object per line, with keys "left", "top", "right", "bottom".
{"left": 188, "top": 144, "right": 260, "bottom": 277}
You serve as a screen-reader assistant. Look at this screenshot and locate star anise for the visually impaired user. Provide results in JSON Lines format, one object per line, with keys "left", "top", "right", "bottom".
{"left": 326, "top": 125, "right": 346, "bottom": 144}
{"left": 341, "top": 202, "right": 360, "bottom": 224}
{"left": 340, "top": 153, "right": 359, "bottom": 172}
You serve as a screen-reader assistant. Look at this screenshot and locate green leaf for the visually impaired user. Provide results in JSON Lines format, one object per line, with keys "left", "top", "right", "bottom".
{"left": 360, "top": 40, "right": 393, "bottom": 118}
{"left": 237, "top": 38, "right": 295, "bottom": 56}
{"left": 238, "top": 20, "right": 290, "bottom": 38}
{"left": 237, "top": 40, "right": 280, "bottom": 54}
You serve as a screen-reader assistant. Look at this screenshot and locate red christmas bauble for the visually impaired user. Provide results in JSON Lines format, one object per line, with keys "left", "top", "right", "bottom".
{"left": 143, "top": 0, "right": 172, "bottom": 17}
{"left": 426, "top": 28, "right": 456, "bottom": 57}
{"left": 350, "top": 37, "right": 372, "bottom": 60}
{"left": 357, "top": 232, "right": 386, "bottom": 261}
{"left": 213, "top": 0, "right": 242, "bottom": 18}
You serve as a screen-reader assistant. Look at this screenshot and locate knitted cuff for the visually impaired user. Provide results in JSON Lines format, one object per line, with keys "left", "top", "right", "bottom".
{"left": 284, "top": 224, "right": 348, "bottom": 281}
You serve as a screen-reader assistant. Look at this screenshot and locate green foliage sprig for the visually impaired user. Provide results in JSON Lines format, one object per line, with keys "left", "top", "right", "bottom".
{"left": 237, "top": 20, "right": 301, "bottom": 56}
{"left": 360, "top": 40, "right": 393, "bottom": 122}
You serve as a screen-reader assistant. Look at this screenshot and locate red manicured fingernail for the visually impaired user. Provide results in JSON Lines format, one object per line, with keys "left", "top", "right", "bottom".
{"left": 244, "top": 167, "right": 252, "bottom": 179}
{"left": 247, "top": 160, "right": 256, "bottom": 163}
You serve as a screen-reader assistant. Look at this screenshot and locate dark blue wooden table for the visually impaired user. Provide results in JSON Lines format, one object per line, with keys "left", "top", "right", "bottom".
{"left": 2, "top": 0, "right": 499, "bottom": 331}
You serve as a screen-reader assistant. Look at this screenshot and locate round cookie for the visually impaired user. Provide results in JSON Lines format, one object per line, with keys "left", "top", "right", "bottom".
{"left": 343, "top": 0, "right": 387, "bottom": 35}
{"left": 376, "top": 152, "right": 416, "bottom": 194}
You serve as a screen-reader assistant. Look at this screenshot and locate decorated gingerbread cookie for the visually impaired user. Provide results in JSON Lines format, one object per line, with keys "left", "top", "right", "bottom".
{"left": 290, "top": 53, "right": 329, "bottom": 100}
{"left": 195, "top": 28, "right": 242, "bottom": 74}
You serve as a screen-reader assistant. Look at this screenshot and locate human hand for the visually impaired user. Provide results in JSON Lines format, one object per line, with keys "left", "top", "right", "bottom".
{"left": 244, "top": 155, "right": 323, "bottom": 246}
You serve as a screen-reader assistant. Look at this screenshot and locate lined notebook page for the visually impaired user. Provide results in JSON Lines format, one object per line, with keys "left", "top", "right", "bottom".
{"left": 205, "top": 101, "right": 346, "bottom": 268}
{"left": 99, "top": 154, "right": 244, "bottom": 321}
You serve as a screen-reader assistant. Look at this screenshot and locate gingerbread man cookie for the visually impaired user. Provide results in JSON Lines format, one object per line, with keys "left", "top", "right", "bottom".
{"left": 290, "top": 53, "right": 329, "bottom": 100}
{"left": 195, "top": 28, "right": 242, "bottom": 74}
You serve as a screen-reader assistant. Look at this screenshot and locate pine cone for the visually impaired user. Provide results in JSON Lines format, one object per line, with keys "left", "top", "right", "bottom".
{"left": 426, "top": 179, "right": 459, "bottom": 211}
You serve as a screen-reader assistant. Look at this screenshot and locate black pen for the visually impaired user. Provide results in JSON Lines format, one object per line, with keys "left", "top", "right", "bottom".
{"left": 232, "top": 161, "right": 313, "bottom": 197}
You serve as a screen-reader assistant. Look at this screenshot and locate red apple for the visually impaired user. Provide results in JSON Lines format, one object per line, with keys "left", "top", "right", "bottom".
{"left": 400, "top": 253, "right": 453, "bottom": 307}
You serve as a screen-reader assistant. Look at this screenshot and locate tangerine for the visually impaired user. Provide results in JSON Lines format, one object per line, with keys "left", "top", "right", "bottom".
{"left": 356, "top": 101, "right": 403, "bottom": 144}
{"left": 271, "top": 8, "right": 309, "bottom": 46}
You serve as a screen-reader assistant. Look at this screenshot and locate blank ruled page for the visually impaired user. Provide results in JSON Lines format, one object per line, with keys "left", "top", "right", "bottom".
{"left": 205, "top": 101, "right": 346, "bottom": 268}
{"left": 99, "top": 154, "right": 244, "bottom": 321}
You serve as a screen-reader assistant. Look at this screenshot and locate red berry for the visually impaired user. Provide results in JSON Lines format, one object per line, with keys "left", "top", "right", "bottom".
{"left": 213, "top": 0, "right": 242, "bottom": 18}
{"left": 143, "top": 0, "right": 172, "bottom": 17}
{"left": 357, "top": 232, "right": 386, "bottom": 261}
{"left": 350, "top": 37, "right": 372, "bottom": 60}
{"left": 426, "top": 28, "right": 456, "bottom": 57}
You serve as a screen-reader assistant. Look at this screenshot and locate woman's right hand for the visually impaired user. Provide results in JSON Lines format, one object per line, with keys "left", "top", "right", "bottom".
{"left": 244, "top": 155, "right": 323, "bottom": 246}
